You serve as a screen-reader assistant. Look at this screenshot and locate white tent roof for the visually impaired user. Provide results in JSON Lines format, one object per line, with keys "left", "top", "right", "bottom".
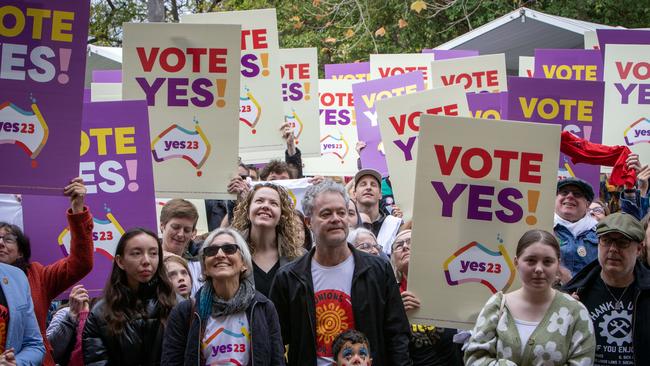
{"left": 88, "top": 44, "right": 123, "bottom": 63}
{"left": 435, "top": 7, "right": 621, "bottom": 72}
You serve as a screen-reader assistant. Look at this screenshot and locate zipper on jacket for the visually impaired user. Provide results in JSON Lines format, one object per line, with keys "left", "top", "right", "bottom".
{"left": 249, "top": 300, "right": 257, "bottom": 365}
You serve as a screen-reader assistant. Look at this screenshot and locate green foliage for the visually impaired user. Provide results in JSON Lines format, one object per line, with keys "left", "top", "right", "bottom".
{"left": 89, "top": 0, "right": 649, "bottom": 73}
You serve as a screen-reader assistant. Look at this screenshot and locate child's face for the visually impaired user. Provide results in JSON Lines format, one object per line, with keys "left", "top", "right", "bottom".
{"left": 336, "top": 341, "right": 372, "bottom": 366}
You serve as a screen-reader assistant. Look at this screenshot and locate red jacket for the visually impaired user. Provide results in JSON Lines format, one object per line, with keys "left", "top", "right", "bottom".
{"left": 27, "top": 207, "right": 94, "bottom": 366}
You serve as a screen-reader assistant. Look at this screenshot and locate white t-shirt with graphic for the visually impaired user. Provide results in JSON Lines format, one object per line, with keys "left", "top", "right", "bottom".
{"left": 312, "top": 254, "right": 356, "bottom": 366}
{"left": 202, "top": 312, "right": 251, "bottom": 366}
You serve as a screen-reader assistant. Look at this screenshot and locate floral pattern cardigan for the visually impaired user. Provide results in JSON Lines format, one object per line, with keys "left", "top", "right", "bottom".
{"left": 464, "top": 290, "right": 595, "bottom": 366}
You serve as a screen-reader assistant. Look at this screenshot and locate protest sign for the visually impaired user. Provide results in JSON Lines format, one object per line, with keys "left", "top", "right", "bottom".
{"left": 602, "top": 44, "right": 650, "bottom": 159}
{"left": 584, "top": 31, "right": 599, "bottom": 50}
{"left": 91, "top": 82, "right": 122, "bottom": 102}
{"left": 0, "top": 0, "right": 89, "bottom": 195}
{"left": 376, "top": 85, "right": 470, "bottom": 219}
{"left": 507, "top": 77, "right": 604, "bottom": 189}
{"left": 519, "top": 56, "right": 534, "bottom": 78}
{"left": 324, "top": 62, "right": 370, "bottom": 80}
{"left": 122, "top": 23, "right": 240, "bottom": 198}
{"left": 534, "top": 49, "right": 603, "bottom": 81}
{"left": 0, "top": 195, "right": 22, "bottom": 230}
{"left": 422, "top": 49, "right": 479, "bottom": 60}
{"left": 303, "top": 80, "right": 359, "bottom": 176}
{"left": 22, "top": 100, "right": 157, "bottom": 298}
{"left": 430, "top": 54, "right": 507, "bottom": 93}
{"left": 352, "top": 72, "right": 425, "bottom": 176}
{"left": 370, "top": 53, "right": 435, "bottom": 88}
{"left": 182, "top": 9, "right": 285, "bottom": 163}
{"left": 92, "top": 70, "right": 122, "bottom": 83}
{"left": 408, "top": 115, "right": 560, "bottom": 328}
{"left": 597, "top": 29, "right": 650, "bottom": 55}
{"left": 468, "top": 92, "right": 505, "bottom": 120}
{"left": 279, "top": 48, "right": 320, "bottom": 157}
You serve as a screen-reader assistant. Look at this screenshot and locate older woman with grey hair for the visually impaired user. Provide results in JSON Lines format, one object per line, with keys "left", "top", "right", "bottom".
{"left": 348, "top": 227, "right": 382, "bottom": 256}
{"left": 161, "top": 228, "right": 285, "bottom": 365}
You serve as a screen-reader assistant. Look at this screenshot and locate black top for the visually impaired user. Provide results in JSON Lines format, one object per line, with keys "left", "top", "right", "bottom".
{"left": 581, "top": 275, "right": 635, "bottom": 365}
{"left": 253, "top": 261, "right": 280, "bottom": 298}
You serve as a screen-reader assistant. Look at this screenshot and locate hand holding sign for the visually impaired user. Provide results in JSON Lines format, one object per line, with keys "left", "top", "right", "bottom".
{"left": 63, "top": 177, "right": 86, "bottom": 214}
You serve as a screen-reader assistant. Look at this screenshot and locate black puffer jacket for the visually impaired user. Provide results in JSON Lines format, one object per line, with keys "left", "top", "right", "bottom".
{"left": 161, "top": 289, "right": 285, "bottom": 366}
{"left": 82, "top": 293, "right": 168, "bottom": 366}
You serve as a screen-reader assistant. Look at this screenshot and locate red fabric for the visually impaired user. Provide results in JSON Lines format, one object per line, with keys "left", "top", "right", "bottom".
{"left": 399, "top": 274, "right": 408, "bottom": 293}
{"left": 27, "top": 208, "right": 94, "bottom": 366}
{"left": 69, "top": 310, "right": 89, "bottom": 366}
{"left": 560, "top": 131, "right": 637, "bottom": 188}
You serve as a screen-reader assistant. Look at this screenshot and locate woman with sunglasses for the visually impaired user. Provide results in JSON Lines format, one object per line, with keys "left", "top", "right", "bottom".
{"left": 390, "top": 230, "right": 463, "bottom": 365}
{"left": 83, "top": 228, "right": 178, "bottom": 365}
{"left": 162, "top": 228, "right": 285, "bottom": 365}
{"left": 231, "top": 183, "right": 303, "bottom": 298}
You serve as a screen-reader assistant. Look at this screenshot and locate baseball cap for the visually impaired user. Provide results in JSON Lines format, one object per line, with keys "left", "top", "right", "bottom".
{"left": 596, "top": 212, "right": 645, "bottom": 242}
{"left": 556, "top": 177, "right": 594, "bottom": 202}
{"left": 354, "top": 168, "right": 382, "bottom": 188}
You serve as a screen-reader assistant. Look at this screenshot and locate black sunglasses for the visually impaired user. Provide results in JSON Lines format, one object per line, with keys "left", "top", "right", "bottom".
{"left": 203, "top": 243, "right": 239, "bottom": 257}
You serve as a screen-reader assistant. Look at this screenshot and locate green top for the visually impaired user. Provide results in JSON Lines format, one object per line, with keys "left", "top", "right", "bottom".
{"left": 464, "top": 290, "right": 595, "bottom": 366}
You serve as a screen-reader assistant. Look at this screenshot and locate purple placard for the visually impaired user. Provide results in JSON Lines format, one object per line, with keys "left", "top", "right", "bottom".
{"left": 597, "top": 29, "right": 650, "bottom": 55}
{"left": 352, "top": 72, "right": 425, "bottom": 176}
{"left": 422, "top": 49, "right": 479, "bottom": 60}
{"left": 84, "top": 89, "right": 91, "bottom": 103}
{"left": 0, "top": 1, "right": 90, "bottom": 195}
{"left": 23, "top": 100, "right": 156, "bottom": 298}
{"left": 467, "top": 92, "right": 506, "bottom": 120}
{"left": 534, "top": 49, "right": 603, "bottom": 81}
{"left": 92, "top": 70, "right": 122, "bottom": 83}
{"left": 506, "top": 76, "right": 604, "bottom": 189}
{"left": 324, "top": 62, "right": 370, "bottom": 80}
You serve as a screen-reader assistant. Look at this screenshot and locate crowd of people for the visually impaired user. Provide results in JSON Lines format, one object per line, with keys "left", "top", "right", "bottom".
{"left": 0, "top": 122, "right": 649, "bottom": 366}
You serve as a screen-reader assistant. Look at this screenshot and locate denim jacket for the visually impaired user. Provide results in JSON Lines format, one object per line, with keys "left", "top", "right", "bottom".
{"left": 0, "top": 263, "right": 45, "bottom": 365}
{"left": 555, "top": 224, "right": 599, "bottom": 276}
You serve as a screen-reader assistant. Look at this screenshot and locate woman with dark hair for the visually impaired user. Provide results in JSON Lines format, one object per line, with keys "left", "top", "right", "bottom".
{"left": 465, "top": 229, "right": 595, "bottom": 365}
{"left": 231, "top": 183, "right": 303, "bottom": 297}
{"left": 162, "top": 228, "right": 284, "bottom": 365}
{"left": 82, "top": 228, "right": 178, "bottom": 366}
{"left": 0, "top": 177, "right": 93, "bottom": 366}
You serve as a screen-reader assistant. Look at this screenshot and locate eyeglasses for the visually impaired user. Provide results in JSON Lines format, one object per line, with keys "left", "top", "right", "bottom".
{"left": 392, "top": 238, "right": 411, "bottom": 252}
{"left": 0, "top": 235, "right": 17, "bottom": 245}
{"left": 558, "top": 189, "right": 585, "bottom": 199}
{"left": 599, "top": 237, "right": 634, "bottom": 250}
{"left": 588, "top": 207, "right": 605, "bottom": 215}
{"left": 355, "top": 242, "right": 382, "bottom": 252}
{"left": 203, "top": 243, "right": 239, "bottom": 257}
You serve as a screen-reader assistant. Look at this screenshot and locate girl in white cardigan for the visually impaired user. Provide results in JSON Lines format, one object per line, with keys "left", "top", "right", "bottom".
{"left": 464, "top": 229, "right": 595, "bottom": 365}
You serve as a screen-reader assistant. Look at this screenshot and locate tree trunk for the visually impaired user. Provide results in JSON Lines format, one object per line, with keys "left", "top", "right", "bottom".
{"left": 148, "top": 0, "right": 165, "bottom": 22}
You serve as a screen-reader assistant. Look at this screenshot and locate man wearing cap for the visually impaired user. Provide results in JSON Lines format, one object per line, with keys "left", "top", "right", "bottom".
{"left": 563, "top": 213, "right": 650, "bottom": 366}
{"left": 554, "top": 177, "right": 599, "bottom": 276}
{"left": 353, "top": 168, "right": 402, "bottom": 254}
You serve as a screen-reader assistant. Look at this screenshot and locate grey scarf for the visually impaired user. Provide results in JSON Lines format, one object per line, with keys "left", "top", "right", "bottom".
{"left": 204, "top": 278, "right": 256, "bottom": 318}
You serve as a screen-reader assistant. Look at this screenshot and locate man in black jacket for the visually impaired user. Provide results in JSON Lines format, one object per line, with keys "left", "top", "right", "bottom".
{"left": 563, "top": 212, "right": 649, "bottom": 366}
{"left": 270, "top": 180, "right": 411, "bottom": 366}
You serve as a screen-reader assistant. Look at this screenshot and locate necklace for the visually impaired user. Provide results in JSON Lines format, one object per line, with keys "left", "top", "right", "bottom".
{"left": 603, "top": 282, "right": 631, "bottom": 311}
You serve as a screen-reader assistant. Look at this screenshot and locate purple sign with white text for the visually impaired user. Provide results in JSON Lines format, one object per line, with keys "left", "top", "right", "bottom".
{"left": 0, "top": 0, "right": 90, "bottom": 195}
{"left": 506, "top": 77, "right": 604, "bottom": 189}
{"left": 534, "top": 49, "right": 603, "bottom": 81}
{"left": 324, "top": 62, "right": 370, "bottom": 80}
{"left": 352, "top": 72, "right": 425, "bottom": 176}
{"left": 23, "top": 101, "right": 157, "bottom": 298}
